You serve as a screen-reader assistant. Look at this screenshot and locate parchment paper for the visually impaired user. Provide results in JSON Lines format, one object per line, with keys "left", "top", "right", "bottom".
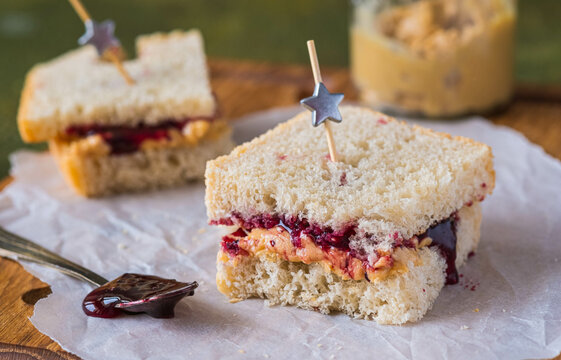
{"left": 1, "top": 107, "right": 560, "bottom": 360}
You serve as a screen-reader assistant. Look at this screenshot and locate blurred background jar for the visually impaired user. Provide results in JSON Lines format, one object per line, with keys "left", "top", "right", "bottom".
{"left": 350, "top": 0, "right": 517, "bottom": 118}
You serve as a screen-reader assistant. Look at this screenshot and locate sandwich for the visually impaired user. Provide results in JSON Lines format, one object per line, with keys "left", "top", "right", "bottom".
{"left": 205, "top": 106, "right": 494, "bottom": 324}
{"left": 18, "top": 30, "right": 233, "bottom": 197}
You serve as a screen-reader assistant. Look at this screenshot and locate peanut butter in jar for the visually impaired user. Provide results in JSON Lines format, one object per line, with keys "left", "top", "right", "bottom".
{"left": 350, "top": 0, "right": 516, "bottom": 118}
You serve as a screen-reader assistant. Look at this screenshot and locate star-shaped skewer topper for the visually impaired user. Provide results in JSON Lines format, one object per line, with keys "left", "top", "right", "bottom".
{"left": 300, "top": 40, "right": 343, "bottom": 162}
{"left": 67, "top": 0, "right": 134, "bottom": 85}
{"left": 300, "top": 82, "right": 344, "bottom": 127}
{"left": 78, "top": 19, "right": 121, "bottom": 56}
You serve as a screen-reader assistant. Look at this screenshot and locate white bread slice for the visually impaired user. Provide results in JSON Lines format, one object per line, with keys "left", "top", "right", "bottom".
{"left": 216, "top": 203, "right": 481, "bottom": 324}
{"left": 18, "top": 30, "right": 215, "bottom": 142}
{"left": 206, "top": 106, "right": 494, "bottom": 252}
{"left": 50, "top": 122, "right": 233, "bottom": 197}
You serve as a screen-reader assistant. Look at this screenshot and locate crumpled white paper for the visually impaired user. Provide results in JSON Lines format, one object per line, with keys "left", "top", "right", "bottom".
{"left": 1, "top": 107, "right": 561, "bottom": 360}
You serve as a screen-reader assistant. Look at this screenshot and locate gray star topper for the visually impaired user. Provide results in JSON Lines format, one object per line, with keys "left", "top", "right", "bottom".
{"left": 300, "top": 82, "right": 344, "bottom": 127}
{"left": 78, "top": 19, "right": 121, "bottom": 56}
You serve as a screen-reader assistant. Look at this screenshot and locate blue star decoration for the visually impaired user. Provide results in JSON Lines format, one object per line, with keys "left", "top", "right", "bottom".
{"left": 78, "top": 19, "right": 121, "bottom": 56}
{"left": 300, "top": 82, "right": 344, "bottom": 127}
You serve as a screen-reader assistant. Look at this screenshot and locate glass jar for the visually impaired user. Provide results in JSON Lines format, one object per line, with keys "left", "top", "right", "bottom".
{"left": 350, "top": 0, "right": 517, "bottom": 118}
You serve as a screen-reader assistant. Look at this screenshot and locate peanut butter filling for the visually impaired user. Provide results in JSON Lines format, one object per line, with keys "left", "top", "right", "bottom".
{"left": 142, "top": 120, "right": 228, "bottom": 149}
{"left": 53, "top": 119, "right": 229, "bottom": 157}
{"left": 222, "top": 226, "right": 433, "bottom": 283}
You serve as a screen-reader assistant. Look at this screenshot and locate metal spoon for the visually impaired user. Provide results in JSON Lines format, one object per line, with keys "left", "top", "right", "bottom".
{"left": 0, "top": 226, "right": 198, "bottom": 318}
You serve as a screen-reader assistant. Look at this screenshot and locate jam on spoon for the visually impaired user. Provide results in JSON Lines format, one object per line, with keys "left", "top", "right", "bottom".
{"left": 83, "top": 273, "right": 198, "bottom": 318}
{"left": 0, "top": 226, "right": 198, "bottom": 319}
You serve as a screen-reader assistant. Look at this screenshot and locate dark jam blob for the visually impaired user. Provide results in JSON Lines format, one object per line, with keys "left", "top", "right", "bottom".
{"left": 66, "top": 117, "right": 213, "bottom": 155}
{"left": 221, "top": 234, "right": 248, "bottom": 257}
{"left": 419, "top": 217, "right": 459, "bottom": 285}
{"left": 82, "top": 273, "right": 198, "bottom": 319}
{"left": 339, "top": 172, "right": 348, "bottom": 186}
{"left": 230, "top": 228, "right": 247, "bottom": 238}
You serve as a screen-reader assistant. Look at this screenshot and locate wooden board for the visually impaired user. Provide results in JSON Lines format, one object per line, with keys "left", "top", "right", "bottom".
{"left": 1, "top": 58, "right": 560, "bottom": 360}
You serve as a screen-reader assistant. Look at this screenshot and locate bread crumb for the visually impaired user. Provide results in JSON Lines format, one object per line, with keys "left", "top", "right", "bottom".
{"left": 317, "top": 343, "right": 323, "bottom": 348}
{"left": 229, "top": 298, "right": 243, "bottom": 303}
{"left": 474, "top": 308, "right": 480, "bottom": 312}
{"left": 198, "top": 228, "right": 206, "bottom": 234}
{"left": 238, "top": 349, "right": 245, "bottom": 354}
{"left": 460, "top": 325, "right": 469, "bottom": 330}
{"left": 177, "top": 246, "right": 189, "bottom": 254}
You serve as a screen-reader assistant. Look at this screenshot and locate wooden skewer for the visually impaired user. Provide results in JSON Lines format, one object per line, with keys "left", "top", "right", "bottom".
{"left": 67, "top": 0, "right": 135, "bottom": 85}
{"left": 323, "top": 122, "right": 338, "bottom": 162}
{"left": 307, "top": 40, "right": 323, "bottom": 84}
{"left": 104, "top": 49, "right": 135, "bottom": 85}
{"left": 306, "top": 40, "right": 338, "bottom": 162}
{"left": 68, "top": 0, "right": 91, "bottom": 22}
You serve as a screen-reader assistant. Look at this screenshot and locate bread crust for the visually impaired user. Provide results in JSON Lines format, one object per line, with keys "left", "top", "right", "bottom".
{"left": 17, "top": 68, "right": 40, "bottom": 142}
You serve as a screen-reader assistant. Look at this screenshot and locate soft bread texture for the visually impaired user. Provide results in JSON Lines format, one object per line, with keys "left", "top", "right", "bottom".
{"left": 206, "top": 106, "right": 494, "bottom": 252}
{"left": 216, "top": 204, "right": 481, "bottom": 324}
{"left": 50, "top": 125, "right": 233, "bottom": 197}
{"left": 18, "top": 30, "right": 216, "bottom": 142}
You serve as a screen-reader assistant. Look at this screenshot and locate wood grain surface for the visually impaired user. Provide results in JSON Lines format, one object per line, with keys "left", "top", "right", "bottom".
{"left": 0, "top": 58, "right": 560, "bottom": 360}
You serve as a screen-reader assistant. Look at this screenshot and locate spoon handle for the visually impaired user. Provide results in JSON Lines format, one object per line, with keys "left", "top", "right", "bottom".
{"left": 0, "top": 226, "right": 108, "bottom": 287}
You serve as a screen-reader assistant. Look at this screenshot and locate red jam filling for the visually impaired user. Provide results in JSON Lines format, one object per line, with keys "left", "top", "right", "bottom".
{"left": 213, "top": 214, "right": 356, "bottom": 252}
{"left": 214, "top": 213, "right": 460, "bottom": 285}
{"left": 221, "top": 228, "right": 249, "bottom": 257}
{"left": 65, "top": 116, "right": 213, "bottom": 155}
